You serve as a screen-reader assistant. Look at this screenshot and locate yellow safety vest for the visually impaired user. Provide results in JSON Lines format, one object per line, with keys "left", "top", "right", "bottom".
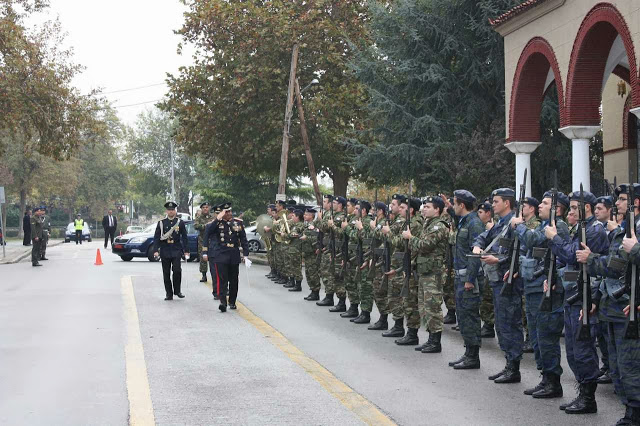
{"left": 75, "top": 219, "right": 84, "bottom": 231}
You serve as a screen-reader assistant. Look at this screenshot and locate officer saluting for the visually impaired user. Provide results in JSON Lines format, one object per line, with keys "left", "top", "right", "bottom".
{"left": 202, "top": 202, "right": 249, "bottom": 313}
{"left": 153, "top": 201, "right": 189, "bottom": 300}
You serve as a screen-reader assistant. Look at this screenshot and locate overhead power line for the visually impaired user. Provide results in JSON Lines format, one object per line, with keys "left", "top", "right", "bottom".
{"left": 100, "top": 82, "right": 166, "bottom": 95}
{"left": 111, "top": 99, "right": 163, "bottom": 109}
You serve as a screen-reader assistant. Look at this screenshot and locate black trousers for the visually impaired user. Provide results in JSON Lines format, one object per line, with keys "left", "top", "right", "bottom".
{"left": 104, "top": 228, "right": 115, "bottom": 247}
{"left": 75, "top": 230, "right": 82, "bottom": 244}
{"left": 161, "top": 256, "right": 182, "bottom": 296}
{"left": 215, "top": 262, "right": 239, "bottom": 305}
{"left": 23, "top": 230, "right": 31, "bottom": 246}
{"left": 31, "top": 239, "right": 41, "bottom": 265}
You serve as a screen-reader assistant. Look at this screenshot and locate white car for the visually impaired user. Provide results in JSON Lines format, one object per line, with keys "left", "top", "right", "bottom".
{"left": 64, "top": 222, "right": 92, "bottom": 243}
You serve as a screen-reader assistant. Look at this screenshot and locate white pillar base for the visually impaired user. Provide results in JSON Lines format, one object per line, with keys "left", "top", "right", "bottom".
{"left": 504, "top": 141, "right": 541, "bottom": 197}
{"left": 559, "top": 126, "right": 601, "bottom": 192}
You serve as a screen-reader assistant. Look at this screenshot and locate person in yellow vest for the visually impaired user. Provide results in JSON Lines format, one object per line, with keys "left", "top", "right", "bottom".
{"left": 74, "top": 214, "right": 84, "bottom": 245}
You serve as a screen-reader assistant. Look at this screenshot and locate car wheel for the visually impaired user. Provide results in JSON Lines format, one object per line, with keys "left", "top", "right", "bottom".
{"left": 248, "top": 240, "right": 261, "bottom": 253}
{"left": 147, "top": 247, "right": 159, "bottom": 262}
{"left": 121, "top": 255, "right": 134, "bottom": 262}
{"left": 65, "top": 239, "right": 70, "bottom": 243}
{"left": 88, "top": 237, "right": 92, "bottom": 242}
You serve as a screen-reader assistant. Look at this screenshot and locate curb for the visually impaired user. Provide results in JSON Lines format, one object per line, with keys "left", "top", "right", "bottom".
{"left": 248, "top": 253, "right": 268, "bottom": 266}
{"left": 0, "top": 240, "right": 64, "bottom": 265}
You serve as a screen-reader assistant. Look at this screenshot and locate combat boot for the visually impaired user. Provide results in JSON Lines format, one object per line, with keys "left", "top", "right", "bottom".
{"left": 615, "top": 406, "right": 640, "bottom": 426}
{"left": 564, "top": 382, "right": 597, "bottom": 414}
{"left": 340, "top": 303, "right": 359, "bottom": 318}
{"left": 533, "top": 373, "right": 563, "bottom": 399}
{"left": 488, "top": 360, "right": 509, "bottom": 380}
{"left": 524, "top": 374, "right": 547, "bottom": 396}
{"left": 266, "top": 269, "right": 275, "bottom": 278}
{"left": 283, "top": 277, "right": 295, "bottom": 288}
{"left": 453, "top": 345, "right": 480, "bottom": 369}
{"left": 494, "top": 360, "right": 521, "bottom": 383}
{"left": 329, "top": 297, "right": 347, "bottom": 312}
{"left": 316, "top": 293, "right": 334, "bottom": 306}
{"left": 480, "top": 323, "right": 495, "bottom": 338}
{"left": 353, "top": 311, "right": 371, "bottom": 324}
{"left": 277, "top": 274, "right": 288, "bottom": 284}
{"left": 289, "top": 280, "right": 302, "bottom": 292}
{"left": 368, "top": 314, "right": 388, "bottom": 330}
{"left": 382, "top": 319, "right": 404, "bottom": 337}
{"left": 395, "top": 327, "right": 419, "bottom": 345}
{"left": 421, "top": 332, "right": 442, "bottom": 353}
{"left": 559, "top": 383, "right": 582, "bottom": 410}
{"left": 523, "top": 335, "right": 534, "bottom": 353}
{"left": 597, "top": 369, "right": 612, "bottom": 384}
{"left": 304, "top": 290, "right": 320, "bottom": 301}
{"left": 270, "top": 272, "right": 280, "bottom": 282}
{"left": 443, "top": 309, "right": 456, "bottom": 324}
{"left": 200, "top": 273, "right": 208, "bottom": 283}
{"left": 448, "top": 346, "right": 469, "bottom": 366}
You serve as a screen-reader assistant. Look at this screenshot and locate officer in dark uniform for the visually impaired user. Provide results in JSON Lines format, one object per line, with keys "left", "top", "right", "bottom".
{"left": 152, "top": 201, "right": 189, "bottom": 301}
{"left": 208, "top": 204, "right": 223, "bottom": 300}
{"left": 30, "top": 207, "right": 44, "bottom": 267}
{"left": 202, "top": 202, "right": 249, "bottom": 313}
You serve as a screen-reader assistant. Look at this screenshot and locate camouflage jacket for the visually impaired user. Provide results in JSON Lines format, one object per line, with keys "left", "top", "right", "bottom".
{"left": 195, "top": 212, "right": 214, "bottom": 242}
{"left": 287, "top": 221, "right": 305, "bottom": 249}
{"left": 301, "top": 220, "right": 319, "bottom": 255}
{"left": 411, "top": 216, "right": 449, "bottom": 275}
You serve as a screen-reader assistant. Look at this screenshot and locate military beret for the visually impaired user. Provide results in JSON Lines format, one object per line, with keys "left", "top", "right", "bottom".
{"left": 374, "top": 201, "right": 387, "bottom": 214}
{"left": 454, "top": 190, "right": 476, "bottom": 204}
{"left": 409, "top": 197, "right": 421, "bottom": 211}
{"left": 199, "top": 202, "right": 210, "bottom": 208}
{"left": 424, "top": 196, "right": 445, "bottom": 210}
{"left": 33, "top": 206, "right": 41, "bottom": 212}
{"left": 615, "top": 183, "right": 640, "bottom": 199}
{"left": 305, "top": 207, "right": 317, "bottom": 214}
{"left": 293, "top": 209, "right": 303, "bottom": 215}
{"left": 164, "top": 201, "right": 178, "bottom": 209}
{"left": 287, "top": 199, "right": 297, "bottom": 205}
{"left": 358, "top": 200, "right": 371, "bottom": 212}
{"left": 557, "top": 192, "right": 570, "bottom": 209}
{"left": 220, "top": 202, "right": 232, "bottom": 210}
{"left": 596, "top": 196, "right": 613, "bottom": 208}
{"left": 392, "top": 193, "right": 407, "bottom": 204}
{"left": 491, "top": 188, "right": 516, "bottom": 198}
{"left": 323, "top": 194, "right": 334, "bottom": 201}
{"left": 569, "top": 190, "right": 597, "bottom": 206}
{"left": 523, "top": 197, "right": 539, "bottom": 209}
{"left": 348, "top": 197, "right": 359, "bottom": 205}
{"left": 268, "top": 204, "right": 276, "bottom": 209}
{"left": 287, "top": 206, "right": 296, "bottom": 212}
{"left": 477, "top": 201, "right": 491, "bottom": 212}
{"left": 277, "top": 200, "right": 287, "bottom": 206}
{"left": 334, "top": 196, "right": 347, "bottom": 207}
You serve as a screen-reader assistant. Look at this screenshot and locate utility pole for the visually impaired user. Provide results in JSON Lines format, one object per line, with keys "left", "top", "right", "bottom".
{"left": 276, "top": 44, "right": 299, "bottom": 201}
{"left": 295, "top": 78, "right": 322, "bottom": 206}
{"left": 170, "top": 139, "right": 176, "bottom": 202}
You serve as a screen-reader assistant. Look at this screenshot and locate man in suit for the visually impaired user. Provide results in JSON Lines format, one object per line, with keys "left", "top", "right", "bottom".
{"left": 23, "top": 209, "right": 32, "bottom": 246}
{"left": 102, "top": 210, "right": 118, "bottom": 249}
{"left": 153, "top": 201, "right": 189, "bottom": 300}
{"left": 202, "top": 202, "right": 249, "bottom": 312}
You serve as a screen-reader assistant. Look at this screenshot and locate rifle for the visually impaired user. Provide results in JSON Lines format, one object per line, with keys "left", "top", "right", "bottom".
{"left": 340, "top": 214, "right": 350, "bottom": 280}
{"left": 369, "top": 190, "right": 381, "bottom": 279}
{"left": 330, "top": 199, "right": 336, "bottom": 279}
{"left": 612, "top": 177, "right": 618, "bottom": 221}
{"left": 381, "top": 197, "right": 392, "bottom": 293}
{"left": 501, "top": 169, "right": 527, "bottom": 296}
{"left": 540, "top": 170, "right": 558, "bottom": 312}
{"left": 574, "top": 184, "right": 594, "bottom": 341}
{"left": 612, "top": 183, "right": 639, "bottom": 339}
{"left": 401, "top": 189, "right": 413, "bottom": 297}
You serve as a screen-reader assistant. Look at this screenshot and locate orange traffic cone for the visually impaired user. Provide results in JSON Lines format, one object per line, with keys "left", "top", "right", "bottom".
{"left": 95, "top": 249, "right": 103, "bottom": 266}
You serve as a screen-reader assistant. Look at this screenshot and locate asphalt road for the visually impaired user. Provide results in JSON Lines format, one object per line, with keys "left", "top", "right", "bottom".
{"left": 0, "top": 242, "right": 624, "bottom": 425}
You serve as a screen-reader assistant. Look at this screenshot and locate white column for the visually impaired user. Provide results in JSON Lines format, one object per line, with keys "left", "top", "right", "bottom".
{"left": 559, "top": 126, "right": 601, "bottom": 192}
{"left": 504, "top": 141, "right": 541, "bottom": 197}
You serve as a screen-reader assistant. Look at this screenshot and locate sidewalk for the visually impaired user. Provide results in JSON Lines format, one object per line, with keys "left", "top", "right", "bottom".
{"left": 0, "top": 240, "right": 64, "bottom": 265}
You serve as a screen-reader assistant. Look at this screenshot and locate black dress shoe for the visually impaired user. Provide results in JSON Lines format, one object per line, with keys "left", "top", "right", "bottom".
{"left": 165, "top": 295, "right": 173, "bottom": 301}
{"left": 219, "top": 304, "right": 227, "bottom": 312}
{"left": 200, "top": 274, "right": 208, "bottom": 283}
{"left": 452, "top": 325, "right": 460, "bottom": 331}
{"left": 32, "top": 263, "right": 42, "bottom": 267}
{"left": 174, "top": 293, "right": 185, "bottom": 298}
{"left": 40, "top": 257, "right": 48, "bottom": 261}
{"left": 229, "top": 304, "right": 237, "bottom": 310}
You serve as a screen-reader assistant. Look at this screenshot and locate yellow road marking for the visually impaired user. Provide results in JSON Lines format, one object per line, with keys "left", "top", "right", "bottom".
{"left": 201, "top": 278, "right": 395, "bottom": 425}
{"left": 121, "top": 276, "right": 156, "bottom": 426}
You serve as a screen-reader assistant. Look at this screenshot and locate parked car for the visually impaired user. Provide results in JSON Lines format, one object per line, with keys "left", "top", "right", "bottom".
{"left": 111, "top": 221, "right": 199, "bottom": 262}
{"left": 125, "top": 226, "right": 144, "bottom": 234}
{"left": 244, "top": 225, "right": 266, "bottom": 253}
{"left": 65, "top": 222, "right": 92, "bottom": 243}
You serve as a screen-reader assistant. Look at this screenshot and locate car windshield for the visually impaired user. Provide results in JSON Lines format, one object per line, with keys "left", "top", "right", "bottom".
{"left": 143, "top": 224, "right": 156, "bottom": 233}
{"left": 186, "top": 222, "right": 195, "bottom": 234}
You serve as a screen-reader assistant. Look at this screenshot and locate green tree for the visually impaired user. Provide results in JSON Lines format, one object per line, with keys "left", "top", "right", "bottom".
{"left": 162, "top": 0, "right": 371, "bottom": 195}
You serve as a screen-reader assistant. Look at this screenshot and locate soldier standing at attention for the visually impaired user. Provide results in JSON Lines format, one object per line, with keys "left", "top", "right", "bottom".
{"left": 153, "top": 201, "right": 189, "bottom": 301}
{"left": 202, "top": 202, "right": 249, "bottom": 312}
{"left": 301, "top": 208, "right": 321, "bottom": 300}
{"left": 368, "top": 201, "right": 391, "bottom": 330}
{"left": 285, "top": 208, "right": 305, "bottom": 292}
{"left": 30, "top": 207, "right": 44, "bottom": 267}
{"left": 327, "top": 196, "right": 348, "bottom": 312}
{"left": 340, "top": 198, "right": 361, "bottom": 318}
{"left": 449, "top": 190, "right": 485, "bottom": 370}
{"left": 265, "top": 204, "right": 277, "bottom": 280}
{"left": 351, "top": 200, "right": 374, "bottom": 324}
{"left": 195, "top": 202, "right": 213, "bottom": 283}
{"left": 476, "top": 201, "right": 496, "bottom": 338}
{"left": 316, "top": 195, "right": 334, "bottom": 306}
{"left": 40, "top": 207, "right": 51, "bottom": 261}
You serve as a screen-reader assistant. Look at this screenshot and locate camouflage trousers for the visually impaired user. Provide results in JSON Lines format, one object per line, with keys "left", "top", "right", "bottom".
{"left": 525, "top": 291, "right": 564, "bottom": 377}
{"left": 287, "top": 246, "right": 302, "bottom": 281}
{"left": 479, "top": 275, "right": 494, "bottom": 326}
{"left": 455, "top": 276, "right": 482, "bottom": 347}
{"left": 371, "top": 267, "right": 389, "bottom": 315}
{"left": 418, "top": 269, "right": 445, "bottom": 333}
{"left": 344, "top": 254, "right": 360, "bottom": 305}
{"left": 320, "top": 250, "right": 345, "bottom": 297}
{"left": 443, "top": 268, "right": 456, "bottom": 311}
{"left": 388, "top": 263, "right": 404, "bottom": 321}
{"left": 198, "top": 240, "right": 207, "bottom": 274}
{"left": 274, "top": 243, "right": 285, "bottom": 274}
{"left": 358, "top": 264, "right": 374, "bottom": 313}
{"left": 402, "top": 272, "right": 420, "bottom": 329}
{"left": 40, "top": 232, "right": 49, "bottom": 258}
{"left": 266, "top": 246, "right": 274, "bottom": 269}
{"left": 606, "top": 320, "right": 640, "bottom": 407}
{"left": 303, "top": 251, "right": 321, "bottom": 291}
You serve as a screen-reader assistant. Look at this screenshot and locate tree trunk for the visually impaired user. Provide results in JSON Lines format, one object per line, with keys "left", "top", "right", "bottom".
{"left": 331, "top": 167, "right": 350, "bottom": 197}
{"left": 19, "top": 188, "right": 26, "bottom": 238}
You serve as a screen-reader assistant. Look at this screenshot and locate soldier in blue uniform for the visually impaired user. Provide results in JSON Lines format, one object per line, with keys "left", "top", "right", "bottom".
{"left": 202, "top": 202, "right": 249, "bottom": 313}
{"left": 152, "top": 201, "right": 189, "bottom": 301}
{"left": 545, "top": 189, "right": 608, "bottom": 414}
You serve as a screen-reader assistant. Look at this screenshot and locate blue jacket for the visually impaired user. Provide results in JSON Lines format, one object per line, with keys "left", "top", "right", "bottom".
{"left": 203, "top": 218, "right": 249, "bottom": 264}
{"left": 153, "top": 217, "right": 189, "bottom": 259}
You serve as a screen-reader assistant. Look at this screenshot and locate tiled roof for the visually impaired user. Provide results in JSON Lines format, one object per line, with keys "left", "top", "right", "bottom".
{"left": 490, "top": 0, "right": 550, "bottom": 27}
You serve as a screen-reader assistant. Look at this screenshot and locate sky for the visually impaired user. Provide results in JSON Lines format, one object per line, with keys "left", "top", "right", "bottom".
{"left": 34, "top": 0, "right": 194, "bottom": 126}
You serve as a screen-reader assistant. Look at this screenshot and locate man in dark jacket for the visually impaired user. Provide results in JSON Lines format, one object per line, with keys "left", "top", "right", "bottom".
{"left": 202, "top": 202, "right": 249, "bottom": 312}
{"left": 23, "top": 209, "right": 32, "bottom": 246}
{"left": 102, "top": 210, "right": 118, "bottom": 249}
{"left": 153, "top": 201, "right": 189, "bottom": 300}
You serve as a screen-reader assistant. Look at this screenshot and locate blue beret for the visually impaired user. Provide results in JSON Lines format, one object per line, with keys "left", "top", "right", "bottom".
{"left": 335, "top": 196, "right": 347, "bottom": 207}
{"left": 477, "top": 201, "right": 491, "bottom": 212}
{"left": 358, "top": 200, "right": 371, "bottom": 212}
{"left": 615, "top": 184, "right": 640, "bottom": 199}
{"left": 491, "top": 188, "right": 516, "bottom": 198}
{"left": 454, "top": 190, "right": 476, "bottom": 204}
{"left": 323, "top": 194, "right": 334, "bottom": 201}
{"left": 596, "top": 196, "right": 613, "bottom": 208}
{"left": 164, "top": 201, "right": 178, "bottom": 209}
{"left": 392, "top": 193, "right": 408, "bottom": 204}
{"left": 543, "top": 191, "right": 570, "bottom": 210}
{"left": 569, "top": 190, "right": 597, "bottom": 206}
{"left": 305, "top": 207, "right": 317, "bottom": 214}
{"left": 374, "top": 201, "right": 387, "bottom": 213}
{"left": 409, "top": 197, "right": 421, "bottom": 211}
{"left": 286, "top": 199, "right": 297, "bottom": 205}
{"left": 293, "top": 209, "right": 303, "bottom": 215}
{"left": 268, "top": 204, "right": 276, "bottom": 209}
{"left": 200, "top": 202, "right": 210, "bottom": 208}
{"left": 348, "top": 197, "right": 359, "bottom": 205}
{"left": 424, "top": 196, "right": 445, "bottom": 210}
{"left": 523, "top": 197, "right": 539, "bottom": 209}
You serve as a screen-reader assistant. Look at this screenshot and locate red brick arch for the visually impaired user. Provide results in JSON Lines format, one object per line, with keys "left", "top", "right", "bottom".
{"left": 508, "top": 37, "right": 564, "bottom": 142}
{"left": 565, "top": 3, "right": 638, "bottom": 126}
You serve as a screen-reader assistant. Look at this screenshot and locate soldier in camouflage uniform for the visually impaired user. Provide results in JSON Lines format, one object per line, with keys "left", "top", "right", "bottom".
{"left": 40, "top": 208, "right": 51, "bottom": 261}
{"left": 302, "top": 207, "right": 321, "bottom": 300}
{"left": 441, "top": 202, "right": 457, "bottom": 326}
{"left": 368, "top": 201, "right": 391, "bottom": 330}
{"left": 264, "top": 204, "right": 277, "bottom": 279}
{"left": 284, "top": 208, "right": 305, "bottom": 291}
{"left": 349, "top": 200, "right": 373, "bottom": 324}
{"left": 272, "top": 201, "right": 288, "bottom": 284}
{"left": 380, "top": 194, "right": 408, "bottom": 339}
{"left": 327, "top": 197, "right": 348, "bottom": 312}
{"left": 317, "top": 195, "right": 337, "bottom": 307}
{"left": 476, "top": 201, "right": 496, "bottom": 338}
{"left": 339, "top": 198, "right": 361, "bottom": 318}
{"left": 403, "top": 196, "right": 450, "bottom": 353}
{"left": 195, "top": 202, "right": 214, "bottom": 282}
{"left": 393, "top": 198, "right": 424, "bottom": 346}
{"left": 281, "top": 205, "right": 296, "bottom": 287}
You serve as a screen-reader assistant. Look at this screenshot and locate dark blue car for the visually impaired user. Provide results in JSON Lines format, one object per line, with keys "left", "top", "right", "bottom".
{"left": 112, "top": 220, "right": 199, "bottom": 262}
